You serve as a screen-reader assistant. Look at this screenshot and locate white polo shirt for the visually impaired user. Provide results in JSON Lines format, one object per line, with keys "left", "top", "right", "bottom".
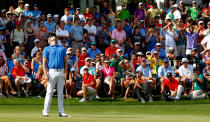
{"left": 56, "top": 28, "right": 69, "bottom": 46}
{"left": 173, "top": 10, "right": 181, "bottom": 20}
{"left": 178, "top": 64, "right": 193, "bottom": 77}
{"left": 84, "top": 24, "right": 96, "bottom": 42}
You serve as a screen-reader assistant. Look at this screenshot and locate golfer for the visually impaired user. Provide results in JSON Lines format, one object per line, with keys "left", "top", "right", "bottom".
{"left": 42, "top": 33, "right": 68, "bottom": 117}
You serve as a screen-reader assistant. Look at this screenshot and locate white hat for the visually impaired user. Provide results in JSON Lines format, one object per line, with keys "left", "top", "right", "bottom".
{"left": 67, "top": 47, "right": 73, "bottom": 52}
{"left": 47, "top": 14, "right": 52, "bottom": 18}
{"left": 34, "top": 39, "right": 40, "bottom": 43}
{"left": 165, "top": 15, "right": 171, "bottom": 20}
{"left": 192, "top": 1, "right": 196, "bottom": 4}
{"left": 156, "top": 43, "right": 161, "bottom": 46}
{"left": 1, "top": 9, "right": 6, "bottom": 13}
{"left": 104, "top": 59, "right": 111, "bottom": 63}
{"left": 53, "top": 14, "right": 59, "bottom": 18}
{"left": 134, "top": 42, "right": 140, "bottom": 45}
{"left": 139, "top": 2, "right": 143, "bottom": 6}
{"left": 83, "top": 66, "right": 89, "bottom": 70}
{"left": 25, "top": 4, "right": 30, "bottom": 7}
{"left": 181, "top": 58, "right": 189, "bottom": 63}
{"left": 66, "top": 51, "right": 71, "bottom": 54}
{"left": 71, "top": 68, "right": 76, "bottom": 72}
{"left": 173, "top": 4, "right": 178, "bottom": 8}
{"left": 198, "top": 21, "right": 204, "bottom": 25}
{"left": 117, "top": 49, "right": 122, "bottom": 52}
{"left": 85, "top": 57, "right": 91, "bottom": 62}
{"left": 179, "top": 1, "right": 183, "bottom": 3}
{"left": 81, "top": 47, "right": 86, "bottom": 51}
{"left": 137, "top": 52, "right": 144, "bottom": 56}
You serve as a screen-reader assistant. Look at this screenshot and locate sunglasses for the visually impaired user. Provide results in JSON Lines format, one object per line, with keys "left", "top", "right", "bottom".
{"left": 95, "top": 57, "right": 100, "bottom": 58}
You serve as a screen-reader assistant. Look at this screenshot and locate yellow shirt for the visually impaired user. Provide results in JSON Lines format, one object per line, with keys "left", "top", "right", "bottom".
{"left": 147, "top": 8, "right": 161, "bottom": 22}
{"left": 147, "top": 56, "right": 163, "bottom": 75}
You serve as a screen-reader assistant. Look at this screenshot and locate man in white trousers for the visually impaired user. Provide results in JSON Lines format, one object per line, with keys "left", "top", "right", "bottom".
{"left": 42, "top": 33, "right": 68, "bottom": 117}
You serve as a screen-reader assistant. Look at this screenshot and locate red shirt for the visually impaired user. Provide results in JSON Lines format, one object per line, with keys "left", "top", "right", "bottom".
{"left": 163, "top": 78, "right": 179, "bottom": 91}
{"left": 82, "top": 74, "right": 96, "bottom": 89}
{"left": 105, "top": 46, "right": 119, "bottom": 57}
{"left": 12, "top": 65, "right": 26, "bottom": 79}
{"left": 83, "top": 13, "right": 93, "bottom": 20}
{"left": 78, "top": 54, "right": 88, "bottom": 73}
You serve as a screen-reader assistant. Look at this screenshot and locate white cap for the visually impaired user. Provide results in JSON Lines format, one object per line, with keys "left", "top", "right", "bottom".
{"left": 83, "top": 66, "right": 89, "bottom": 70}
{"left": 173, "top": 4, "right": 178, "bottom": 8}
{"left": 71, "top": 68, "right": 76, "bottom": 72}
{"left": 25, "top": 4, "right": 30, "bottom": 7}
{"left": 81, "top": 47, "right": 86, "bottom": 51}
{"left": 156, "top": 43, "right": 161, "bottom": 46}
{"left": 198, "top": 21, "right": 204, "bottom": 25}
{"left": 192, "top": 1, "right": 196, "bottom": 4}
{"left": 139, "top": 2, "right": 143, "bottom": 6}
{"left": 179, "top": 1, "right": 183, "bottom": 3}
{"left": 67, "top": 47, "right": 73, "bottom": 52}
{"left": 137, "top": 52, "right": 144, "bottom": 56}
{"left": 134, "top": 42, "right": 140, "bottom": 45}
{"left": 34, "top": 39, "right": 40, "bottom": 43}
{"left": 181, "top": 58, "right": 189, "bottom": 63}
{"left": 1, "top": 9, "right": 6, "bottom": 13}
{"left": 85, "top": 57, "right": 91, "bottom": 62}
{"left": 66, "top": 51, "right": 71, "bottom": 54}
{"left": 165, "top": 15, "right": 171, "bottom": 20}
{"left": 47, "top": 14, "right": 52, "bottom": 18}
{"left": 53, "top": 14, "right": 59, "bottom": 18}
{"left": 117, "top": 49, "right": 122, "bottom": 52}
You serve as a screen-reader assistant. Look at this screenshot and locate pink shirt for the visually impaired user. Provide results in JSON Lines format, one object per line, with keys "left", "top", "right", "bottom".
{"left": 111, "top": 29, "right": 126, "bottom": 44}
{"left": 0, "top": 49, "right": 7, "bottom": 62}
{"left": 0, "top": 65, "right": 7, "bottom": 76}
{"left": 201, "top": 35, "right": 210, "bottom": 49}
{"left": 101, "top": 66, "right": 115, "bottom": 78}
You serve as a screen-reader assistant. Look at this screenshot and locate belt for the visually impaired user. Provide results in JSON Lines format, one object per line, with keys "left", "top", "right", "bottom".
{"left": 49, "top": 69, "right": 64, "bottom": 72}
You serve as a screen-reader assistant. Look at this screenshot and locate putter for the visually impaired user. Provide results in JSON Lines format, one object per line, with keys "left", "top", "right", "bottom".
{"left": 65, "top": 85, "right": 72, "bottom": 118}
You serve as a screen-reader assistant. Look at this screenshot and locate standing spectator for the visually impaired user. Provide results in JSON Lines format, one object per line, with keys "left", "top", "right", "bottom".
{"left": 111, "top": 21, "right": 126, "bottom": 54}
{"left": 122, "top": 19, "right": 132, "bottom": 52}
{"left": 0, "top": 27, "right": 6, "bottom": 51}
{"left": 147, "top": 2, "right": 161, "bottom": 24}
{"left": 56, "top": 21, "right": 69, "bottom": 46}
{"left": 105, "top": 40, "right": 119, "bottom": 58}
{"left": 22, "top": 4, "right": 33, "bottom": 18}
{"left": 175, "top": 23, "right": 186, "bottom": 58}
{"left": 78, "top": 47, "right": 88, "bottom": 73}
{"left": 151, "top": 43, "right": 166, "bottom": 59}
{"left": 74, "top": 8, "right": 86, "bottom": 22}
{"left": 98, "top": 21, "right": 111, "bottom": 52}
{"left": 61, "top": 8, "right": 69, "bottom": 23}
{"left": 31, "top": 39, "right": 40, "bottom": 57}
{"left": 203, "top": 22, "right": 210, "bottom": 36}
{"left": 117, "top": 4, "right": 130, "bottom": 21}
{"left": 87, "top": 42, "right": 101, "bottom": 59}
{"left": 84, "top": 18, "right": 96, "bottom": 45}
{"left": 0, "top": 9, "right": 9, "bottom": 28}
{"left": 145, "top": 28, "right": 159, "bottom": 51}
{"left": 92, "top": 7, "right": 100, "bottom": 21}
{"left": 15, "top": 0, "right": 24, "bottom": 14}
{"left": 12, "top": 59, "right": 31, "bottom": 97}
{"left": 173, "top": 4, "right": 181, "bottom": 20}
{"left": 108, "top": 9, "right": 116, "bottom": 26}
{"left": 187, "top": 1, "right": 201, "bottom": 22}
{"left": 134, "top": 2, "right": 145, "bottom": 20}
{"left": 201, "top": 34, "right": 210, "bottom": 50}
{"left": 36, "top": 21, "right": 48, "bottom": 47}
{"left": 185, "top": 25, "right": 198, "bottom": 55}
{"left": 25, "top": 20, "right": 35, "bottom": 58}
{"left": 179, "top": 1, "right": 187, "bottom": 21}
{"left": 69, "top": 17, "right": 83, "bottom": 49}
{"left": 32, "top": 4, "right": 42, "bottom": 19}
{"left": 165, "top": 7, "right": 175, "bottom": 21}
{"left": 197, "top": 21, "right": 206, "bottom": 54}
{"left": 83, "top": 7, "right": 93, "bottom": 20}
{"left": 44, "top": 14, "right": 56, "bottom": 34}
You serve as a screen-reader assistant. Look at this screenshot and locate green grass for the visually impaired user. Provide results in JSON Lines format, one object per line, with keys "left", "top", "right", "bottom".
{"left": 0, "top": 97, "right": 210, "bottom": 122}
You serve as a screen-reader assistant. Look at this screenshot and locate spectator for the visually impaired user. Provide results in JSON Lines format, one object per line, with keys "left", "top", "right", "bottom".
{"left": 44, "top": 14, "right": 56, "bottom": 34}
{"left": 187, "top": 1, "right": 201, "bottom": 22}
{"left": 84, "top": 17, "right": 96, "bottom": 45}
{"left": 11, "top": 46, "right": 24, "bottom": 62}
{"left": 69, "top": 17, "right": 83, "bottom": 49}
{"left": 117, "top": 4, "right": 130, "bottom": 21}
{"left": 0, "top": 27, "right": 6, "bottom": 51}
{"left": 122, "top": 19, "right": 132, "bottom": 51}
{"left": 149, "top": 51, "right": 163, "bottom": 76}
{"left": 108, "top": 9, "right": 116, "bottom": 26}
{"left": 0, "top": 55, "right": 17, "bottom": 97}
{"left": 197, "top": 21, "right": 206, "bottom": 54}
{"left": 98, "top": 21, "right": 111, "bottom": 51}
{"left": 12, "top": 59, "right": 31, "bottom": 97}
{"left": 134, "top": 2, "right": 145, "bottom": 20}
{"left": 0, "top": 9, "right": 9, "bottom": 28}
{"left": 83, "top": 7, "right": 93, "bottom": 20}
{"left": 187, "top": 48, "right": 199, "bottom": 67}
{"left": 15, "top": 0, "right": 24, "bottom": 14}
{"left": 36, "top": 21, "right": 48, "bottom": 47}
{"left": 31, "top": 50, "right": 42, "bottom": 74}
{"left": 173, "top": 4, "right": 181, "bottom": 20}
{"left": 145, "top": 28, "right": 159, "bottom": 51}
{"left": 151, "top": 43, "right": 166, "bottom": 59}
{"left": 185, "top": 25, "right": 198, "bottom": 55}
{"left": 175, "top": 23, "right": 186, "bottom": 58}
{"left": 111, "top": 21, "right": 126, "bottom": 54}
{"left": 165, "top": 7, "right": 175, "bottom": 21}
{"left": 87, "top": 42, "right": 101, "bottom": 59}
{"left": 31, "top": 39, "right": 40, "bottom": 57}
{"left": 78, "top": 47, "right": 88, "bottom": 73}
{"left": 32, "top": 4, "right": 42, "bottom": 19}
{"left": 179, "top": 1, "right": 187, "bottom": 21}
{"left": 147, "top": 2, "right": 161, "bottom": 23}
{"left": 201, "top": 34, "right": 210, "bottom": 50}
{"left": 105, "top": 40, "right": 119, "bottom": 58}
{"left": 203, "top": 22, "right": 210, "bottom": 36}
{"left": 56, "top": 21, "right": 69, "bottom": 46}
{"left": 74, "top": 8, "right": 85, "bottom": 22}
{"left": 25, "top": 20, "right": 35, "bottom": 57}
{"left": 77, "top": 66, "right": 96, "bottom": 102}
{"left": 22, "top": 4, "right": 33, "bottom": 18}
{"left": 92, "top": 7, "right": 100, "bottom": 21}
{"left": 65, "top": 67, "right": 75, "bottom": 98}
{"left": 61, "top": 8, "right": 70, "bottom": 23}
{"left": 189, "top": 68, "right": 206, "bottom": 100}
{"left": 203, "top": 61, "right": 210, "bottom": 95}
{"left": 36, "top": 65, "right": 47, "bottom": 89}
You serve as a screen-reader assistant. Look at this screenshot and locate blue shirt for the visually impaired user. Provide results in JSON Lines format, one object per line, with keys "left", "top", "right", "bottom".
{"left": 151, "top": 48, "right": 166, "bottom": 59}
{"left": 87, "top": 48, "right": 101, "bottom": 59}
{"left": 23, "top": 10, "right": 33, "bottom": 17}
{"left": 158, "top": 65, "right": 175, "bottom": 77}
{"left": 64, "top": 24, "right": 72, "bottom": 33}
{"left": 109, "top": 26, "right": 116, "bottom": 33}
{"left": 140, "top": 28, "right": 147, "bottom": 37}
{"left": 145, "top": 36, "right": 157, "bottom": 51}
{"left": 70, "top": 55, "right": 77, "bottom": 64}
{"left": 32, "top": 10, "right": 42, "bottom": 19}
{"left": 44, "top": 21, "right": 56, "bottom": 33}
{"left": 80, "top": 66, "right": 96, "bottom": 76}
{"left": 43, "top": 45, "right": 67, "bottom": 69}
{"left": 136, "top": 65, "right": 152, "bottom": 77}
{"left": 123, "top": 25, "right": 132, "bottom": 39}
{"left": 70, "top": 25, "right": 83, "bottom": 41}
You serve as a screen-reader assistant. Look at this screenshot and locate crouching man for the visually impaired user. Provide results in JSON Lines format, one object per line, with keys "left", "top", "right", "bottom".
{"left": 77, "top": 66, "right": 96, "bottom": 102}
{"left": 161, "top": 72, "right": 184, "bottom": 100}
{"left": 189, "top": 68, "right": 206, "bottom": 100}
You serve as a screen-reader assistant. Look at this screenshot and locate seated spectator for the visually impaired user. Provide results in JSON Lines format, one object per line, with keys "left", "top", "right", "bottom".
{"left": 0, "top": 55, "right": 17, "bottom": 97}
{"left": 151, "top": 43, "right": 166, "bottom": 59}
{"left": 31, "top": 39, "right": 40, "bottom": 57}
{"left": 149, "top": 51, "right": 163, "bottom": 77}
{"left": 105, "top": 40, "right": 119, "bottom": 58}
{"left": 167, "top": 47, "right": 179, "bottom": 70}
{"left": 203, "top": 60, "right": 210, "bottom": 95}
{"left": 161, "top": 72, "right": 184, "bottom": 100}
{"left": 78, "top": 47, "right": 88, "bottom": 73}
{"left": 31, "top": 50, "right": 42, "bottom": 74}
{"left": 101, "top": 59, "right": 116, "bottom": 99}
{"left": 189, "top": 68, "right": 206, "bottom": 100}
{"left": 87, "top": 42, "right": 101, "bottom": 59}
{"left": 130, "top": 42, "right": 143, "bottom": 57}
{"left": 36, "top": 65, "right": 47, "bottom": 89}
{"left": 187, "top": 48, "right": 199, "bottom": 67}
{"left": 77, "top": 66, "right": 96, "bottom": 102}
{"left": 12, "top": 46, "right": 25, "bottom": 62}
{"left": 12, "top": 59, "right": 31, "bottom": 97}
{"left": 110, "top": 53, "right": 123, "bottom": 83}
{"left": 65, "top": 68, "right": 75, "bottom": 99}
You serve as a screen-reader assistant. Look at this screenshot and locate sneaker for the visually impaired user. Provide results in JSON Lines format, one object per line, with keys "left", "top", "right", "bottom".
{"left": 140, "top": 98, "right": 146, "bottom": 104}
{"left": 149, "top": 96, "right": 153, "bottom": 103}
{"left": 89, "top": 95, "right": 96, "bottom": 101}
{"left": 17, "top": 92, "right": 21, "bottom": 97}
{"left": 79, "top": 98, "right": 87, "bottom": 102}
{"left": 42, "top": 112, "right": 48, "bottom": 117}
{"left": 59, "top": 113, "right": 68, "bottom": 117}
{"left": 0, "top": 93, "right": 5, "bottom": 98}
{"left": 25, "top": 92, "right": 29, "bottom": 98}
{"left": 96, "top": 94, "right": 100, "bottom": 99}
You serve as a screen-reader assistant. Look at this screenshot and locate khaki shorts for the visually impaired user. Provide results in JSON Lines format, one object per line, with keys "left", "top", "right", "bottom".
{"left": 87, "top": 86, "right": 96, "bottom": 95}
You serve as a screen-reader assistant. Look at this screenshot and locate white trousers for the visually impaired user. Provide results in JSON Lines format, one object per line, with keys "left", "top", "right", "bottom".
{"left": 43, "top": 69, "right": 65, "bottom": 113}
{"left": 190, "top": 90, "right": 206, "bottom": 100}
{"left": 170, "top": 85, "right": 184, "bottom": 100}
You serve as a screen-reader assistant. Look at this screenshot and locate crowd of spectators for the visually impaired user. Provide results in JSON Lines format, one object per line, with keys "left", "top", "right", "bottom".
{"left": 0, "top": 0, "right": 210, "bottom": 103}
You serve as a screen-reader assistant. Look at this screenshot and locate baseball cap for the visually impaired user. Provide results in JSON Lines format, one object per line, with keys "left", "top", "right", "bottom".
{"left": 208, "top": 22, "right": 210, "bottom": 25}
{"left": 76, "top": 8, "right": 80, "bottom": 10}
{"left": 117, "top": 49, "right": 122, "bottom": 52}
{"left": 82, "top": 47, "right": 86, "bottom": 51}
{"left": 181, "top": 58, "right": 189, "bottom": 63}
{"left": 85, "top": 57, "right": 91, "bottom": 62}
{"left": 192, "top": 48, "right": 197, "bottom": 51}
{"left": 206, "top": 60, "right": 210, "bottom": 64}
{"left": 1, "top": 9, "right": 6, "bottom": 13}
{"left": 156, "top": 43, "right": 161, "bottom": 46}
{"left": 179, "top": 1, "right": 183, "bottom": 3}
{"left": 169, "top": 47, "right": 175, "bottom": 52}
{"left": 34, "top": 39, "right": 40, "bottom": 43}
{"left": 25, "top": 4, "right": 30, "bottom": 7}
{"left": 112, "top": 53, "right": 118, "bottom": 58}
{"left": 146, "top": 51, "right": 151, "bottom": 55}
{"left": 139, "top": 2, "right": 143, "bottom": 6}
{"left": 192, "top": 1, "right": 196, "bottom": 4}
{"left": 47, "top": 14, "right": 52, "bottom": 18}
{"left": 110, "top": 40, "right": 116, "bottom": 43}
{"left": 83, "top": 66, "right": 89, "bottom": 70}
{"left": 67, "top": 47, "right": 73, "bottom": 52}
{"left": 163, "top": 58, "right": 169, "bottom": 63}
{"left": 71, "top": 68, "right": 76, "bottom": 72}
{"left": 67, "top": 16, "right": 73, "bottom": 20}
{"left": 165, "top": 15, "right": 172, "bottom": 20}
{"left": 34, "top": 4, "right": 38, "bottom": 7}
{"left": 104, "top": 59, "right": 111, "bottom": 63}
{"left": 134, "top": 42, "right": 140, "bottom": 46}
{"left": 53, "top": 14, "right": 59, "bottom": 18}
{"left": 153, "top": 51, "right": 159, "bottom": 54}
{"left": 137, "top": 52, "right": 144, "bottom": 56}
{"left": 173, "top": 4, "right": 178, "bottom": 8}
{"left": 91, "top": 42, "right": 96, "bottom": 45}
{"left": 136, "top": 70, "right": 143, "bottom": 74}
{"left": 16, "top": 20, "right": 22, "bottom": 26}
{"left": 198, "top": 21, "right": 204, "bottom": 25}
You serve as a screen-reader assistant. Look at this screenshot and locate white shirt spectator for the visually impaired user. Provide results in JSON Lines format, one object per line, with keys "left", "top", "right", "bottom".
{"left": 201, "top": 35, "right": 210, "bottom": 49}
{"left": 178, "top": 64, "right": 193, "bottom": 77}
{"left": 73, "top": 14, "right": 86, "bottom": 22}
{"left": 61, "top": 15, "right": 68, "bottom": 23}
{"left": 31, "top": 46, "right": 39, "bottom": 57}
{"left": 84, "top": 24, "right": 96, "bottom": 42}
{"left": 173, "top": 9, "right": 181, "bottom": 20}
{"left": 164, "top": 30, "right": 177, "bottom": 47}
{"left": 56, "top": 28, "right": 69, "bottom": 46}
